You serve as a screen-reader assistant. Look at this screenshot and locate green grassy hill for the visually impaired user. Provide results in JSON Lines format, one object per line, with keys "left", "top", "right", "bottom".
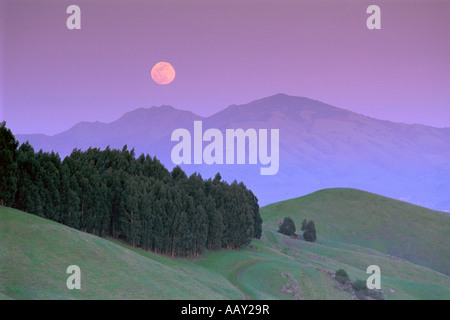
{"left": 260, "top": 188, "right": 450, "bottom": 276}
{"left": 1, "top": 188, "right": 449, "bottom": 300}
{"left": 0, "top": 206, "right": 242, "bottom": 300}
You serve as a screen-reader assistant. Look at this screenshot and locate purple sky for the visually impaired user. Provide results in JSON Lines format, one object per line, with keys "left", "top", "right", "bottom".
{"left": 1, "top": 0, "right": 449, "bottom": 135}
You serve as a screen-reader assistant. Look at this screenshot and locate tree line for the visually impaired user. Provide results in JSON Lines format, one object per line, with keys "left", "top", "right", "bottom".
{"left": 0, "top": 122, "right": 262, "bottom": 257}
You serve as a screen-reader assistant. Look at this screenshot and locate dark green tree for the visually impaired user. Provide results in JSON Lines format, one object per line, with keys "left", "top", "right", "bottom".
{"left": 301, "top": 219, "right": 308, "bottom": 232}
{"left": 14, "top": 142, "right": 42, "bottom": 213}
{"left": 0, "top": 122, "right": 19, "bottom": 207}
{"left": 222, "top": 182, "right": 254, "bottom": 249}
{"left": 59, "top": 160, "right": 81, "bottom": 229}
{"left": 36, "top": 151, "right": 62, "bottom": 220}
{"left": 335, "top": 269, "right": 350, "bottom": 285}
{"left": 213, "top": 172, "right": 221, "bottom": 184}
{"left": 205, "top": 195, "right": 223, "bottom": 251}
{"left": 303, "top": 220, "right": 317, "bottom": 242}
{"left": 278, "top": 217, "right": 296, "bottom": 236}
{"left": 171, "top": 165, "right": 187, "bottom": 182}
{"left": 352, "top": 279, "right": 368, "bottom": 299}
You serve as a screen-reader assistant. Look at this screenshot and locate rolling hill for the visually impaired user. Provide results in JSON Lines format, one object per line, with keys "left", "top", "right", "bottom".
{"left": 0, "top": 206, "right": 241, "bottom": 300}
{"left": 16, "top": 94, "right": 450, "bottom": 211}
{"left": 260, "top": 188, "right": 450, "bottom": 276}
{"left": 1, "top": 188, "right": 449, "bottom": 300}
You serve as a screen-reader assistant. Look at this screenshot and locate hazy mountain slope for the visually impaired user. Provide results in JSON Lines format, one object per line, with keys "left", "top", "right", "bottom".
{"left": 260, "top": 188, "right": 450, "bottom": 276}
{"left": 18, "top": 106, "right": 202, "bottom": 159}
{"left": 55, "top": 106, "right": 202, "bottom": 147}
{"left": 16, "top": 94, "right": 450, "bottom": 210}
{"left": 202, "top": 94, "right": 450, "bottom": 208}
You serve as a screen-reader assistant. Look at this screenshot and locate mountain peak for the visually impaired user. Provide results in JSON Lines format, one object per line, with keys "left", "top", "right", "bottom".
{"left": 254, "top": 93, "right": 319, "bottom": 104}
{"left": 209, "top": 93, "right": 352, "bottom": 125}
{"left": 150, "top": 105, "right": 175, "bottom": 111}
{"left": 120, "top": 104, "right": 202, "bottom": 119}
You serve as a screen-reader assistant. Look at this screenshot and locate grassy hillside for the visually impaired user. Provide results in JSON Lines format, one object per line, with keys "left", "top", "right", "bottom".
{"left": 260, "top": 188, "right": 450, "bottom": 276}
{"left": 0, "top": 206, "right": 242, "bottom": 300}
{"left": 1, "top": 194, "right": 450, "bottom": 300}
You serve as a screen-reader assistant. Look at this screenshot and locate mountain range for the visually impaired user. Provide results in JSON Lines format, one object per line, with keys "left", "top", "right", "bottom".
{"left": 17, "top": 94, "right": 450, "bottom": 210}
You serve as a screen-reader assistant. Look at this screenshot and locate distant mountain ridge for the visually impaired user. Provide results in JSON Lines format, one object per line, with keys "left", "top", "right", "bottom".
{"left": 17, "top": 94, "right": 450, "bottom": 210}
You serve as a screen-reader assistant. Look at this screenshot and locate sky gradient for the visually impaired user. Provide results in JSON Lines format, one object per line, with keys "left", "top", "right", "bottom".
{"left": 2, "top": 0, "right": 450, "bottom": 135}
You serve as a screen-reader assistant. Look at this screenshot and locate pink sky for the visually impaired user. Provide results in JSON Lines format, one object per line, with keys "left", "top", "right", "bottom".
{"left": 1, "top": 0, "right": 449, "bottom": 135}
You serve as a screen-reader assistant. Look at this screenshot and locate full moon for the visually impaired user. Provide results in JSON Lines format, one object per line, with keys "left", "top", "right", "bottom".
{"left": 151, "top": 62, "right": 176, "bottom": 85}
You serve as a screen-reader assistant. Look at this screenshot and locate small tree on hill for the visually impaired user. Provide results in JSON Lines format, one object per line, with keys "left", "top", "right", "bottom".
{"left": 278, "top": 217, "right": 296, "bottom": 236}
{"left": 352, "top": 279, "right": 368, "bottom": 299}
{"left": 303, "top": 220, "right": 317, "bottom": 242}
{"left": 301, "top": 219, "right": 307, "bottom": 232}
{"left": 335, "top": 269, "right": 350, "bottom": 285}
